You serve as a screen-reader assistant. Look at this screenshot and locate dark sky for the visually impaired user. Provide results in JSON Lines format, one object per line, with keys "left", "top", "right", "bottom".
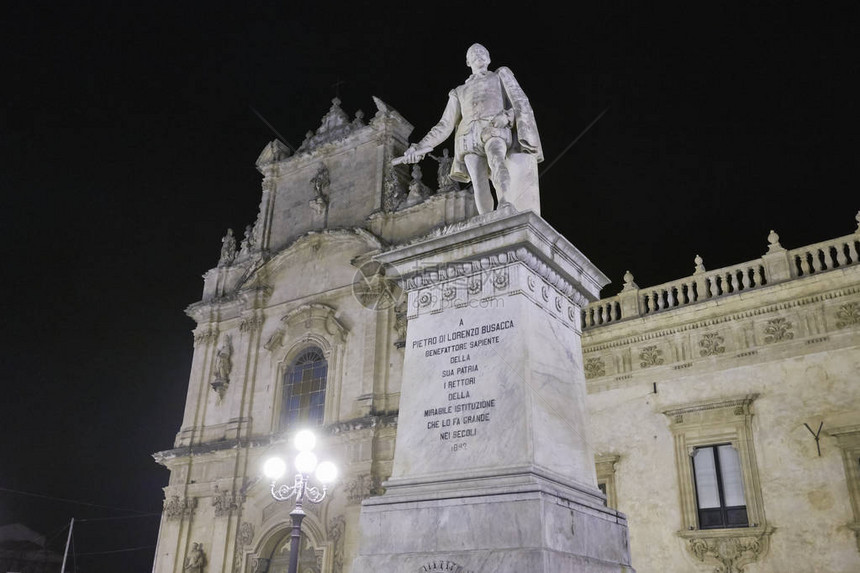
{"left": 1, "top": 3, "right": 857, "bottom": 571}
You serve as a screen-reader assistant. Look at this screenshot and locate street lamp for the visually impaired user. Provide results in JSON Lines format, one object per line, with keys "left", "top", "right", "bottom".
{"left": 263, "top": 429, "right": 337, "bottom": 573}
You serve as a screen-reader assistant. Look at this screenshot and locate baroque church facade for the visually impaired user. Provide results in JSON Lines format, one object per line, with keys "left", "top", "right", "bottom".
{"left": 152, "top": 97, "right": 860, "bottom": 573}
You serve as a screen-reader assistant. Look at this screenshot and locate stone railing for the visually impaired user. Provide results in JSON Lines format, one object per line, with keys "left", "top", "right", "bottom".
{"left": 582, "top": 212, "right": 860, "bottom": 329}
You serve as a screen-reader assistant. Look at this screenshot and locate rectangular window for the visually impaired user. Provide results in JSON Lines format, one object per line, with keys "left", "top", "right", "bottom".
{"left": 693, "top": 444, "right": 748, "bottom": 529}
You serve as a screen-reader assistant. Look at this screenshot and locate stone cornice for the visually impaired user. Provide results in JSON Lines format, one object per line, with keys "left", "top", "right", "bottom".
{"left": 186, "top": 227, "right": 384, "bottom": 323}
{"left": 398, "top": 247, "right": 591, "bottom": 308}
{"left": 663, "top": 394, "right": 758, "bottom": 418}
{"left": 583, "top": 282, "right": 860, "bottom": 391}
{"left": 153, "top": 415, "right": 399, "bottom": 464}
{"left": 328, "top": 414, "right": 399, "bottom": 434}
{"left": 584, "top": 283, "right": 860, "bottom": 353}
{"left": 375, "top": 209, "right": 609, "bottom": 302}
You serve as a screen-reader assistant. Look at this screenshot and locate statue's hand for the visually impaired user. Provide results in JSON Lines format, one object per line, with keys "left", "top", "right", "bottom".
{"left": 403, "top": 145, "right": 426, "bottom": 163}
{"left": 393, "top": 145, "right": 432, "bottom": 165}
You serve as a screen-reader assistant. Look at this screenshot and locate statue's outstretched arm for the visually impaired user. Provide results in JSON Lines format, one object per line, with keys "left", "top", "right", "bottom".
{"left": 393, "top": 94, "right": 461, "bottom": 165}
{"left": 417, "top": 94, "right": 461, "bottom": 151}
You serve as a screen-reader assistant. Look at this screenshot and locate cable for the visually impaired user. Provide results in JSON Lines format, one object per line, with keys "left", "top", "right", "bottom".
{"left": 0, "top": 486, "right": 156, "bottom": 515}
{"left": 77, "top": 513, "right": 161, "bottom": 522}
{"left": 75, "top": 544, "right": 157, "bottom": 556}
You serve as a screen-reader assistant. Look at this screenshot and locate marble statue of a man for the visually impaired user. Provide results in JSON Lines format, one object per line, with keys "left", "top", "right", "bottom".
{"left": 399, "top": 43, "right": 543, "bottom": 214}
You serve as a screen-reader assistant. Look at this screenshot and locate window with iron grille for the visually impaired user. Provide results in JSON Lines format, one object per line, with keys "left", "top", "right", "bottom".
{"left": 281, "top": 347, "right": 327, "bottom": 430}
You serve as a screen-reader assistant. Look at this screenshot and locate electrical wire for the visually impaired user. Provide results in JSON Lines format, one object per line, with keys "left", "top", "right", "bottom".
{"left": 0, "top": 485, "right": 156, "bottom": 514}
{"left": 75, "top": 544, "right": 157, "bottom": 556}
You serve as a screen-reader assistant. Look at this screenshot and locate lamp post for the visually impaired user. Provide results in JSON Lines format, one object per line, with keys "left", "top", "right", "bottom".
{"left": 263, "top": 429, "right": 337, "bottom": 573}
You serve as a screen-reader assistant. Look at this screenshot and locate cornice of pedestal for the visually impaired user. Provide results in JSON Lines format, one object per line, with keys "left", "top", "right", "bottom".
{"left": 375, "top": 207, "right": 609, "bottom": 303}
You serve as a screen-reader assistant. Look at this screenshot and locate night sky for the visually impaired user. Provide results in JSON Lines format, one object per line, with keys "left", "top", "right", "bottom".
{"left": 2, "top": 3, "right": 857, "bottom": 571}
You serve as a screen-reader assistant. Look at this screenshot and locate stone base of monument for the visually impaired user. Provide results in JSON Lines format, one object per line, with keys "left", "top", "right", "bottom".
{"left": 352, "top": 473, "right": 633, "bottom": 572}
{"left": 351, "top": 208, "right": 634, "bottom": 572}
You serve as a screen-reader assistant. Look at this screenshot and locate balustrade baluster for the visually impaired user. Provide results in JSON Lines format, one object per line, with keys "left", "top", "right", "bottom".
{"left": 741, "top": 267, "right": 751, "bottom": 289}
{"left": 612, "top": 302, "right": 620, "bottom": 321}
{"left": 707, "top": 276, "right": 716, "bottom": 297}
{"left": 848, "top": 241, "right": 859, "bottom": 264}
{"left": 836, "top": 243, "right": 848, "bottom": 266}
{"left": 754, "top": 266, "right": 764, "bottom": 286}
{"left": 729, "top": 270, "right": 740, "bottom": 292}
{"left": 812, "top": 249, "right": 825, "bottom": 272}
{"left": 667, "top": 287, "right": 676, "bottom": 308}
{"left": 801, "top": 252, "right": 813, "bottom": 275}
{"left": 598, "top": 305, "right": 606, "bottom": 324}
{"left": 655, "top": 291, "right": 663, "bottom": 310}
{"left": 823, "top": 246, "right": 835, "bottom": 268}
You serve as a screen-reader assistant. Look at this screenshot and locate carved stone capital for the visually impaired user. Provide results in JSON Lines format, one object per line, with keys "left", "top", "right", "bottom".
{"left": 212, "top": 485, "right": 244, "bottom": 517}
{"left": 163, "top": 495, "right": 197, "bottom": 520}
{"left": 240, "top": 313, "right": 265, "bottom": 334}
{"left": 193, "top": 326, "right": 219, "bottom": 346}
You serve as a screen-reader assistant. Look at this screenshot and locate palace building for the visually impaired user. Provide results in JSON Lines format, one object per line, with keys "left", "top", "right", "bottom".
{"left": 152, "top": 97, "right": 860, "bottom": 573}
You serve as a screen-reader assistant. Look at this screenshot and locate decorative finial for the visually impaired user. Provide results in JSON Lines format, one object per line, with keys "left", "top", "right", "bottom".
{"left": 621, "top": 270, "right": 638, "bottom": 292}
{"left": 767, "top": 229, "right": 783, "bottom": 253}
{"left": 694, "top": 255, "right": 705, "bottom": 274}
{"left": 855, "top": 210, "right": 860, "bottom": 232}
{"left": 331, "top": 97, "right": 342, "bottom": 108}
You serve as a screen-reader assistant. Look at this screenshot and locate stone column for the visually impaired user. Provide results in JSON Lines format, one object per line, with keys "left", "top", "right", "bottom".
{"left": 351, "top": 208, "right": 634, "bottom": 572}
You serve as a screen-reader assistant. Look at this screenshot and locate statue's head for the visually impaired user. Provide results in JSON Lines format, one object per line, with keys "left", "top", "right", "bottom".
{"left": 466, "top": 43, "right": 490, "bottom": 69}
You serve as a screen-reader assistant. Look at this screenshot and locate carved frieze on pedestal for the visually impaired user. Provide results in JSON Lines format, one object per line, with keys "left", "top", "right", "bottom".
{"left": 419, "top": 561, "right": 474, "bottom": 573}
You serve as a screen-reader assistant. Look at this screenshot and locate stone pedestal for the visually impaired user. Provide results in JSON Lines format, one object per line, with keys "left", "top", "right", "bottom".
{"left": 352, "top": 208, "right": 634, "bottom": 572}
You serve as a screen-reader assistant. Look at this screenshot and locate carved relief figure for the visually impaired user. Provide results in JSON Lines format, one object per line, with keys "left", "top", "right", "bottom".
{"left": 429, "top": 148, "right": 459, "bottom": 193}
{"left": 211, "top": 335, "right": 233, "bottom": 398}
{"left": 239, "top": 224, "right": 256, "bottom": 257}
{"left": 397, "top": 43, "right": 542, "bottom": 214}
{"left": 219, "top": 228, "right": 237, "bottom": 266}
{"left": 382, "top": 167, "right": 406, "bottom": 212}
{"left": 309, "top": 164, "right": 331, "bottom": 215}
{"left": 184, "top": 542, "right": 206, "bottom": 573}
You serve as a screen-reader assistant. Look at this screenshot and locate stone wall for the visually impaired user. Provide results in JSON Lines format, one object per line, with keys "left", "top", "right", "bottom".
{"left": 582, "top": 216, "right": 860, "bottom": 573}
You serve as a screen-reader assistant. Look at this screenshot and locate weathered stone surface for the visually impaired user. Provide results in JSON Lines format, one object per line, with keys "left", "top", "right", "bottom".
{"left": 351, "top": 210, "right": 632, "bottom": 572}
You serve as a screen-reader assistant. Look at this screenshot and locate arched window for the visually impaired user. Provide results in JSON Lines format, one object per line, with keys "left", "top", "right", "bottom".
{"left": 281, "top": 347, "right": 327, "bottom": 430}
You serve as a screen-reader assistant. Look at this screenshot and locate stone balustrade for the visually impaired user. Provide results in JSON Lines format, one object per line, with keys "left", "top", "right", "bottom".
{"left": 788, "top": 234, "right": 860, "bottom": 277}
{"left": 582, "top": 211, "right": 860, "bottom": 329}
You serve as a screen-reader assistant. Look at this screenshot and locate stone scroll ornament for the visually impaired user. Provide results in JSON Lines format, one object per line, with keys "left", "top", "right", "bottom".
{"left": 392, "top": 43, "right": 543, "bottom": 215}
